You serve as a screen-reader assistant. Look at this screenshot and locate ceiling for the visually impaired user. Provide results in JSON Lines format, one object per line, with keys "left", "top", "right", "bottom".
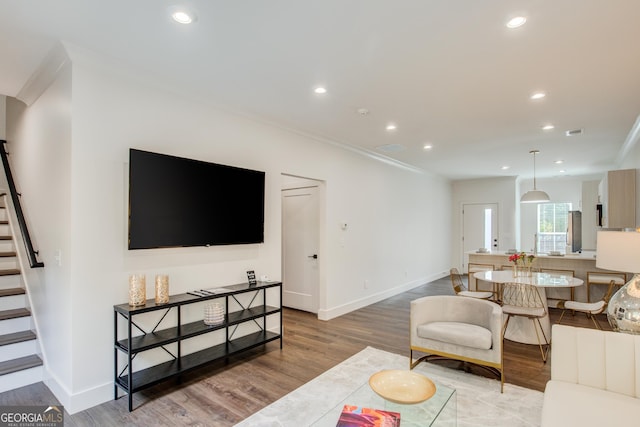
{"left": 1, "top": 0, "right": 639, "bottom": 180}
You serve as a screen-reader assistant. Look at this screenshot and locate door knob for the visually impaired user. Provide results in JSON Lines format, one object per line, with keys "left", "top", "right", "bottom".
{"left": 308, "top": 254, "right": 318, "bottom": 259}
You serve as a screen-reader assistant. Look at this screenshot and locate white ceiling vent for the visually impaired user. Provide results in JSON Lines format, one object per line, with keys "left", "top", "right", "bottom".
{"left": 565, "top": 128, "right": 584, "bottom": 136}
{"left": 376, "top": 144, "right": 406, "bottom": 153}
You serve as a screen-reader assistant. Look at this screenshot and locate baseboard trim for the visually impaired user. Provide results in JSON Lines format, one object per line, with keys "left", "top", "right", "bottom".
{"left": 317, "top": 272, "right": 446, "bottom": 321}
{"left": 44, "top": 369, "right": 112, "bottom": 415}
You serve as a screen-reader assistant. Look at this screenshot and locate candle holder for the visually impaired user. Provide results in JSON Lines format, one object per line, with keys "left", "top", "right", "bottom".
{"left": 128, "top": 274, "right": 146, "bottom": 307}
{"left": 155, "top": 275, "right": 169, "bottom": 304}
{"left": 204, "top": 302, "right": 225, "bottom": 326}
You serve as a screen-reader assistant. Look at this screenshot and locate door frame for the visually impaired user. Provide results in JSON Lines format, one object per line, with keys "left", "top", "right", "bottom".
{"left": 281, "top": 173, "right": 326, "bottom": 318}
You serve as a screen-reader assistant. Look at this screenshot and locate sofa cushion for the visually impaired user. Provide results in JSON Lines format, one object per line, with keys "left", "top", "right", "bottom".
{"left": 541, "top": 380, "right": 640, "bottom": 427}
{"left": 417, "top": 321, "right": 492, "bottom": 350}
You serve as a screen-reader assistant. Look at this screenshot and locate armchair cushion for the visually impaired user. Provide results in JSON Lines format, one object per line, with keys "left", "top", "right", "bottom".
{"left": 417, "top": 321, "right": 492, "bottom": 350}
{"left": 410, "top": 295, "right": 504, "bottom": 391}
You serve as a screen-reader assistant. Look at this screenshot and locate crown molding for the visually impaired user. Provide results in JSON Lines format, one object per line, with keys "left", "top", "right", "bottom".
{"left": 16, "top": 42, "right": 70, "bottom": 106}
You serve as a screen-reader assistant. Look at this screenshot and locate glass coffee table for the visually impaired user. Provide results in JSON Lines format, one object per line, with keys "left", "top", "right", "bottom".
{"left": 310, "top": 375, "right": 456, "bottom": 426}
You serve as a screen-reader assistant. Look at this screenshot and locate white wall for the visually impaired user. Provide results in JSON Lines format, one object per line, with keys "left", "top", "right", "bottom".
{"left": 451, "top": 177, "right": 518, "bottom": 270}
{"left": 5, "top": 47, "right": 452, "bottom": 412}
{"left": 0, "top": 95, "right": 5, "bottom": 139}
{"left": 5, "top": 62, "right": 73, "bottom": 401}
{"left": 619, "top": 139, "right": 640, "bottom": 226}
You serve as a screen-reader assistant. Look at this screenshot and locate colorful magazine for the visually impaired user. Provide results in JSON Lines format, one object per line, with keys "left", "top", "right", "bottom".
{"left": 336, "top": 404, "right": 400, "bottom": 427}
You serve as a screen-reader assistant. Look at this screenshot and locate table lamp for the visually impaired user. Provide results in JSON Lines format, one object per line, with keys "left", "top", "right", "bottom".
{"left": 596, "top": 230, "right": 640, "bottom": 334}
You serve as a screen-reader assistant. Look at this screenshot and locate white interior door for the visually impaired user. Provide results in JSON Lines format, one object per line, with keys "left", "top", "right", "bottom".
{"left": 462, "top": 203, "right": 498, "bottom": 270}
{"left": 282, "top": 186, "right": 319, "bottom": 313}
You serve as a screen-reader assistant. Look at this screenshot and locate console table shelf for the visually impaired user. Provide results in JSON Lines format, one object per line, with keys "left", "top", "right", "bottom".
{"left": 113, "top": 281, "right": 282, "bottom": 411}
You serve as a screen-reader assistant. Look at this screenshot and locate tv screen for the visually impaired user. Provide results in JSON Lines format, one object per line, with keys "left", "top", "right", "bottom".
{"left": 128, "top": 149, "right": 265, "bottom": 249}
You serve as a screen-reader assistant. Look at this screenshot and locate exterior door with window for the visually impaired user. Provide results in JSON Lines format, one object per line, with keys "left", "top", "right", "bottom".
{"left": 462, "top": 203, "right": 499, "bottom": 271}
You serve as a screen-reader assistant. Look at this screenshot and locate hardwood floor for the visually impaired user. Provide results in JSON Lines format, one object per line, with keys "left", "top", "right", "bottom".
{"left": 0, "top": 276, "right": 609, "bottom": 426}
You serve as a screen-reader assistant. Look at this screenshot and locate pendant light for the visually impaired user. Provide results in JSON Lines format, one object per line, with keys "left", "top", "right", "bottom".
{"left": 520, "top": 150, "right": 550, "bottom": 203}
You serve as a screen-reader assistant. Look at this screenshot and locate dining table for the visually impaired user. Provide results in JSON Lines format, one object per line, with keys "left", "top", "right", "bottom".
{"left": 473, "top": 270, "right": 584, "bottom": 345}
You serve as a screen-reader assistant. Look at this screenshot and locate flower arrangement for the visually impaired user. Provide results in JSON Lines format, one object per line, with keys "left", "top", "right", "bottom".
{"left": 509, "top": 252, "right": 535, "bottom": 267}
{"left": 509, "top": 252, "right": 535, "bottom": 277}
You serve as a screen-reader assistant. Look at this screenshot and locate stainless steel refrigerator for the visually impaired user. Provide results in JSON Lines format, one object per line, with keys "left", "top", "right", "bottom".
{"left": 567, "top": 210, "right": 582, "bottom": 253}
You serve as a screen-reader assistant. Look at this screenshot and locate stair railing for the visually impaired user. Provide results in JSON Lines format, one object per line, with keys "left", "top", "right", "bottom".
{"left": 0, "top": 140, "right": 44, "bottom": 268}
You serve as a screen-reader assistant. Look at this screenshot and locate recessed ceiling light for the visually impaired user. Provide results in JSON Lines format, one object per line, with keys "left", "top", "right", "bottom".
{"left": 555, "top": 160, "right": 564, "bottom": 164}
{"left": 501, "top": 166, "right": 510, "bottom": 170}
{"left": 357, "top": 108, "right": 370, "bottom": 115}
{"left": 386, "top": 124, "right": 397, "bottom": 131}
{"left": 559, "top": 170, "right": 566, "bottom": 174}
{"left": 542, "top": 124, "right": 555, "bottom": 131}
{"left": 530, "top": 92, "right": 546, "bottom": 100}
{"left": 423, "top": 144, "right": 433, "bottom": 150}
{"left": 314, "top": 87, "right": 327, "bottom": 94}
{"left": 170, "top": 8, "right": 196, "bottom": 24}
{"left": 506, "top": 16, "right": 527, "bottom": 29}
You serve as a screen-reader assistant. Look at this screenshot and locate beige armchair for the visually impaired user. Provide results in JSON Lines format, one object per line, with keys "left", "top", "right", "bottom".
{"left": 409, "top": 295, "right": 504, "bottom": 392}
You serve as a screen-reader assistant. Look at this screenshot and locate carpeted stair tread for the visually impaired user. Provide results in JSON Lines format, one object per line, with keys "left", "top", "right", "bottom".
{"left": 0, "top": 308, "right": 30, "bottom": 321}
{"left": 0, "top": 330, "right": 36, "bottom": 347}
{"left": 0, "top": 287, "right": 25, "bottom": 297}
{"left": 0, "top": 354, "right": 42, "bottom": 376}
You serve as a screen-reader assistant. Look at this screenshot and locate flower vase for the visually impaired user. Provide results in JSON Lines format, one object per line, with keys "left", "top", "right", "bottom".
{"left": 513, "top": 265, "right": 531, "bottom": 278}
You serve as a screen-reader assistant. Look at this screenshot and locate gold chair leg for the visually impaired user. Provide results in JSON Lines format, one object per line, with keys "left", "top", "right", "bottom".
{"left": 532, "top": 318, "right": 549, "bottom": 363}
{"left": 589, "top": 314, "right": 602, "bottom": 330}
{"left": 557, "top": 309, "right": 567, "bottom": 325}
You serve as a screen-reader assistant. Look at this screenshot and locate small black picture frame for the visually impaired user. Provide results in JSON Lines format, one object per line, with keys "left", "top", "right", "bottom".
{"left": 247, "top": 270, "right": 257, "bottom": 286}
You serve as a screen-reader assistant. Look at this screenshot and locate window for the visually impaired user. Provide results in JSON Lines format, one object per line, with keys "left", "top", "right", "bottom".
{"left": 537, "top": 203, "right": 572, "bottom": 253}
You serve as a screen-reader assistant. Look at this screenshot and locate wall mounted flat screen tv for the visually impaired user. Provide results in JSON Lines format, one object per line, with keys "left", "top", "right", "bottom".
{"left": 128, "top": 149, "right": 265, "bottom": 249}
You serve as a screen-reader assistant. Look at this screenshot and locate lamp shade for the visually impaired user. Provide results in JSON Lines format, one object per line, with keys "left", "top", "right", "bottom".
{"left": 520, "top": 189, "right": 551, "bottom": 203}
{"left": 596, "top": 230, "right": 640, "bottom": 273}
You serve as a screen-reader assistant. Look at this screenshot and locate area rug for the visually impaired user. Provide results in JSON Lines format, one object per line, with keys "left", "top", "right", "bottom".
{"left": 235, "top": 346, "right": 543, "bottom": 427}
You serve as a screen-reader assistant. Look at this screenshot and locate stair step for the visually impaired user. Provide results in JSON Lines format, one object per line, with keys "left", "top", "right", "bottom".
{"left": 0, "top": 287, "right": 25, "bottom": 298}
{"left": 0, "top": 308, "right": 30, "bottom": 321}
{"left": 0, "top": 251, "right": 16, "bottom": 258}
{"left": 0, "top": 354, "right": 42, "bottom": 376}
{"left": 0, "top": 236, "right": 12, "bottom": 241}
{"left": 0, "top": 269, "right": 20, "bottom": 276}
{"left": 0, "top": 330, "right": 36, "bottom": 347}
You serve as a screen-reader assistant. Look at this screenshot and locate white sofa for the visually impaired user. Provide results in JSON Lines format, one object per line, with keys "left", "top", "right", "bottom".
{"left": 541, "top": 324, "right": 640, "bottom": 426}
{"left": 409, "top": 295, "right": 504, "bottom": 391}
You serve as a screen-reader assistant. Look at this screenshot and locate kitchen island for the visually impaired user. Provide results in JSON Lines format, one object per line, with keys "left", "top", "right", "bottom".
{"left": 468, "top": 251, "right": 625, "bottom": 303}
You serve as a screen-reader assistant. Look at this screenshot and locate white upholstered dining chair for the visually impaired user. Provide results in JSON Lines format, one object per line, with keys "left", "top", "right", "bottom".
{"left": 557, "top": 279, "right": 616, "bottom": 330}
{"left": 450, "top": 268, "right": 494, "bottom": 299}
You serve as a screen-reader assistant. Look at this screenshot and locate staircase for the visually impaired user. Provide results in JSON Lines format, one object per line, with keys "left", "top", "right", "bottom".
{"left": 0, "top": 203, "right": 42, "bottom": 393}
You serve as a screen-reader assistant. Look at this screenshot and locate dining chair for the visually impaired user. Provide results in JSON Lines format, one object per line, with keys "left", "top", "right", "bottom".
{"left": 586, "top": 271, "right": 626, "bottom": 302}
{"left": 557, "top": 280, "right": 616, "bottom": 330}
{"left": 450, "top": 268, "right": 494, "bottom": 299}
{"left": 501, "top": 282, "right": 550, "bottom": 362}
{"left": 539, "top": 268, "right": 575, "bottom": 308}
{"left": 467, "top": 262, "right": 496, "bottom": 294}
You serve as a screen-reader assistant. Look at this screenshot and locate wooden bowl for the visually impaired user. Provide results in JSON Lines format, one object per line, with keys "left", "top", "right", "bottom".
{"left": 369, "top": 370, "right": 436, "bottom": 404}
